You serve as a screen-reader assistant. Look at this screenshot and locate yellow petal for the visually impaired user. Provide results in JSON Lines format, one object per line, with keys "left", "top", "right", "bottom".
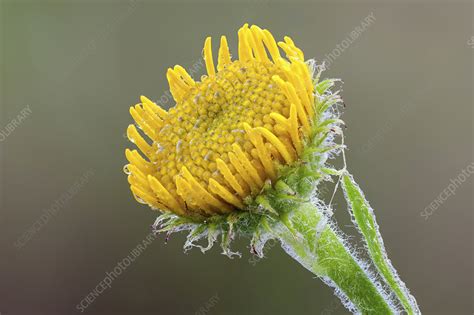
{"left": 216, "top": 158, "right": 247, "bottom": 197}
{"left": 209, "top": 179, "right": 244, "bottom": 208}
{"left": 148, "top": 175, "right": 185, "bottom": 215}
{"left": 127, "top": 124, "right": 152, "bottom": 158}
{"left": 255, "top": 127, "right": 295, "bottom": 164}
{"left": 181, "top": 166, "right": 232, "bottom": 212}
{"left": 217, "top": 36, "right": 232, "bottom": 71}
{"left": 204, "top": 37, "right": 216, "bottom": 77}
{"left": 243, "top": 123, "right": 276, "bottom": 180}
{"left": 238, "top": 24, "right": 252, "bottom": 62}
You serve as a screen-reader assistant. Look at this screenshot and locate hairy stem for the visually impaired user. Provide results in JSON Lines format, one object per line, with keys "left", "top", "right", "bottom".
{"left": 265, "top": 202, "right": 394, "bottom": 314}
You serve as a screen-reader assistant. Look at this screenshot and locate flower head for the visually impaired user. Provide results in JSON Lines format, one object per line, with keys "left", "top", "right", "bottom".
{"left": 121, "top": 24, "right": 420, "bottom": 315}
{"left": 125, "top": 24, "right": 319, "bottom": 218}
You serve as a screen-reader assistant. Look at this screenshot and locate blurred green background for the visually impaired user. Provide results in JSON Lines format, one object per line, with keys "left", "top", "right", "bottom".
{"left": 0, "top": 1, "right": 472, "bottom": 314}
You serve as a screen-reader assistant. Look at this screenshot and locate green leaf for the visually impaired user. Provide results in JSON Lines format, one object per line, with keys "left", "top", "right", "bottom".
{"left": 342, "top": 173, "right": 421, "bottom": 315}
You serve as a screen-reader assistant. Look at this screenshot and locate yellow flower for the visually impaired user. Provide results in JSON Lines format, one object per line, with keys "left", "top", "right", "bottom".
{"left": 125, "top": 24, "right": 316, "bottom": 218}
